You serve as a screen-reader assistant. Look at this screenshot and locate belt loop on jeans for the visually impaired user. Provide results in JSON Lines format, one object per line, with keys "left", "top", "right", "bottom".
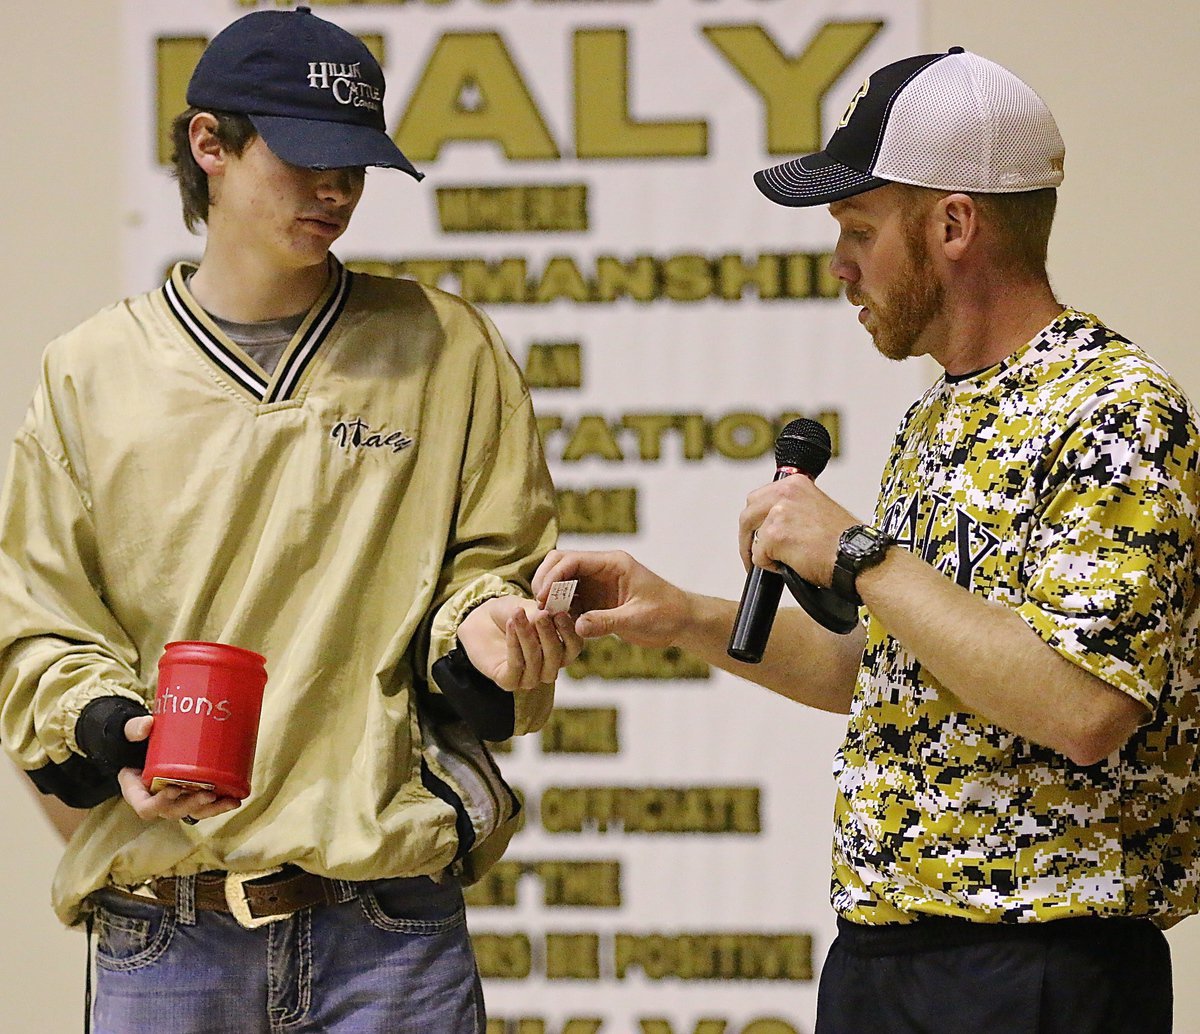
{"left": 174, "top": 874, "right": 197, "bottom": 927}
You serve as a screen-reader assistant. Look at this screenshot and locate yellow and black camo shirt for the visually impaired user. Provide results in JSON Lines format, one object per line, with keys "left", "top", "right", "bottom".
{"left": 834, "top": 309, "right": 1200, "bottom": 928}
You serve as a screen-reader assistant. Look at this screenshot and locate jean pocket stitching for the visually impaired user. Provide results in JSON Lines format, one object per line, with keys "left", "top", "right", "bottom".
{"left": 96, "top": 911, "right": 149, "bottom": 939}
{"left": 359, "top": 891, "right": 466, "bottom": 934}
{"left": 95, "top": 901, "right": 178, "bottom": 972}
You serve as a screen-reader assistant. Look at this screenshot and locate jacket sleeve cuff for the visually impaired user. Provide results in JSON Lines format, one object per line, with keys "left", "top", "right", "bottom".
{"left": 52, "top": 679, "right": 150, "bottom": 756}
{"left": 428, "top": 576, "right": 525, "bottom": 677}
{"left": 431, "top": 646, "right": 515, "bottom": 742}
{"left": 75, "top": 696, "right": 151, "bottom": 773}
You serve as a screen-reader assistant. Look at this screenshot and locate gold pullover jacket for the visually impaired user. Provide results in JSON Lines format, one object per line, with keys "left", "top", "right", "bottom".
{"left": 0, "top": 261, "right": 556, "bottom": 924}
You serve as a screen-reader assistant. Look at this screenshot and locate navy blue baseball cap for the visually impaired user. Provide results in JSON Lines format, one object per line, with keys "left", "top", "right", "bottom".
{"left": 186, "top": 5, "right": 422, "bottom": 178}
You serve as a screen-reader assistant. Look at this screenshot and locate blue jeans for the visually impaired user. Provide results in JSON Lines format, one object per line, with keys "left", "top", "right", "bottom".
{"left": 89, "top": 874, "right": 485, "bottom": 1033}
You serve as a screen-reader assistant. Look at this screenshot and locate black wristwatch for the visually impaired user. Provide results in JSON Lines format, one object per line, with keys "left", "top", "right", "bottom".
{"left": 831, "top": 524, "right": 894, "bottom": 605}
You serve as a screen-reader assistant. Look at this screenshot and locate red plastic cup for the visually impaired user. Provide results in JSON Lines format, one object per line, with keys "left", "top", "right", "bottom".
{"left": 142, "top": 641, "right": 268, "bottom": 800}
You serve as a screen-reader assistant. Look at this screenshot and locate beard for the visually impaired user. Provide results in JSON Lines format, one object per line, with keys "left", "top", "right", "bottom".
{"left": 847, "top": 225, "right": 944, "bottom": 361}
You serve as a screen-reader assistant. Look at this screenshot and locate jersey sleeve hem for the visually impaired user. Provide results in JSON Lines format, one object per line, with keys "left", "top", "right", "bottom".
{"left": 1014, "top": 599, "right": 1157, "bottom": 717}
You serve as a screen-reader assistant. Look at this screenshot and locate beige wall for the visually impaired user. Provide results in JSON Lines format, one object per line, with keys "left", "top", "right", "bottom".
{"left": 1, "top": 2, "right": 122, "bottom": 1024}
{"left": 1, "top": 2, "right": 1197, "bottom": 1030}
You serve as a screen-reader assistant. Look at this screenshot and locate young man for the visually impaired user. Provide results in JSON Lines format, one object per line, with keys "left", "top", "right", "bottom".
{"left": 535, "top": 48, "right": 1199, "bottom": 1033}
{"left": 0, "top": 7, "right": 579, "bottom": 1032}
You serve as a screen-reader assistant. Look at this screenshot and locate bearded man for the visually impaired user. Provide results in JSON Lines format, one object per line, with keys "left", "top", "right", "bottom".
{"left": 532, "top": 48, "right": 1200, "bottom": 1034}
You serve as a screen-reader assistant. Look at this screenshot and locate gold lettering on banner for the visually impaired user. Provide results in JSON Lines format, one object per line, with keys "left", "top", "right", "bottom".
{"left": 568, "top": 640, "right": 710, "bottom": 681}
{"left": 545, "top": 933, "right": 602, "bottom": 979}
{"left": 535, "top": 412, "right": 843, "bottom": 464}
{"left": 595, "top": 256, "right": 658, "bottom": 302}
{"left": 535, "top": 256, "right": 592, "bottom": 303}
{"left": 639, "top": 1023, "right": 729, "bottom": 1034}
{"left": 467, "top": 862, "right": 523, "bottom": 907}
{"left": 815, "top": 251, "right": 843, "bottom": 299}
{"left": 160, "top": 22, "right": 883, "bottom": 167}
{"left": 541, "top": 708, "right": 619, "bottom": 754}
{"left": 486, "top": 1021, "right": 604, "bottom": 1034}
{"left": 614, "top": 933, "right": 813, "bottom": 981}
{"left": 663, "top": 255, "right": 715, "bottom": 302}
{"left": 437, "top": 184, "right": 589, "bottom": 233}
{"left": 473, "top": 932, "right": 533, "bottom": 979}
{"left": 575, "top": 29, "right": 708, "bottom": 159}
{"left": 562, "top": 417, "right": 624, "bottom": 462}
{"left": 539, "top": 786, "right": 761, "bottom": 834}
{"left": 396, "top": 32, "right": 560, "bottom": 161}
{"left": 536, "top": 415, "right": 563, "bottom": 441}
{"left": 462, "top": 258, "right": 529, "bottom": 303}
{"left": 740, "top": 1022, "right": 804, "bottom": 1034}
{"left": 156, "top": 37, "right": 207, "bottom": 165}
{"left": 704, "top": 21, "right": 882, "bottom": 155}
{"left": 717, "top": 254, "right": 782, "bottom": 302}
{"left": 466, "top": 859, "right": 622, "bottom": 908}
{"left": 639, "top": 1022, "right": 802, "bottom": 1034}
{"left": 346, "top": 253, "right": 842, "bottom": 302}
{"left": 539, "top": 861, "right": 622, "bottom": 907}
{"left": 524, "top": 342, "right": 582, "bottom": 388}
{"left": 711, "top": 412, "right": 776, "bottom": 460}
{"left": 621, "top": 414, "right": 678, "bottom": 461}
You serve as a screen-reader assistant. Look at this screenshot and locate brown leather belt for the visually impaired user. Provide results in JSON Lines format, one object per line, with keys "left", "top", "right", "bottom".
{"left": 109, "top": 866, "right": 345, "bottom": 929}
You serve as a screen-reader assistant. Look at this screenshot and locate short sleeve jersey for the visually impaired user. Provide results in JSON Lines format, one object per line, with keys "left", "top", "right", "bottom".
{"left": 832, "top": 309, "right": 1200, "bottom": 926}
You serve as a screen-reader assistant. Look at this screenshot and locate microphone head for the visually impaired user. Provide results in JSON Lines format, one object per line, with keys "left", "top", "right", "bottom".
{"left": 775, "top": 418, "right": 832, "bottom": 475}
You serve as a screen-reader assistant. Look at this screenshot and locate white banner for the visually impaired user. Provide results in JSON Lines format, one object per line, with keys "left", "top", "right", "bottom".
{"left": 122, "top": 3, "right": 925, "bottom": 1031}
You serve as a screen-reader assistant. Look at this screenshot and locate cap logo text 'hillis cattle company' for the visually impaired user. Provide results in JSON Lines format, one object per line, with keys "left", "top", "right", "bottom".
{"left": 306, "top": 60, "right": 382, "bottom": 112}
{"left": 839, "top": 77, "right": 870, "bottom": 127}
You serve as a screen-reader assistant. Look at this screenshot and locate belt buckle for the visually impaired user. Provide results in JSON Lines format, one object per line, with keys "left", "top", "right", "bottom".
{"left": 224, "top": 867, "right": 288, "bottom": 929}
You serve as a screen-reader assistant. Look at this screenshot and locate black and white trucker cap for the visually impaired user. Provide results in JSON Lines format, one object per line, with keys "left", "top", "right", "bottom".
{"left": 755, "top": 47, "right": 1064, "bottom": 207}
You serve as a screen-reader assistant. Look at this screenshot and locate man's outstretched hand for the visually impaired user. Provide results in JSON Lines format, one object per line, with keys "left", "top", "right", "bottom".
{"left": 533, "top": 549, "right": 693, "bottom": 649}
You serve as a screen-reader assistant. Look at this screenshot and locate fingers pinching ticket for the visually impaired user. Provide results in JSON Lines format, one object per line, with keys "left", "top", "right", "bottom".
{"left": 546, "top": 580, "right": 578, "bottom": 614}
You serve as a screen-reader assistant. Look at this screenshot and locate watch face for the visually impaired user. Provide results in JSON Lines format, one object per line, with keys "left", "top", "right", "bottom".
{"left": 846, "top": 529, "right": 878, "bottom": 554}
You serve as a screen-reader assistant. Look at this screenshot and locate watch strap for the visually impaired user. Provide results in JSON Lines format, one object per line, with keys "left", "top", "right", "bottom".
{"left": 831, "top": 555, "right": 862, "bottom": 606}
{"left": 832, "top": 524, "right": 893, "bottom": 605}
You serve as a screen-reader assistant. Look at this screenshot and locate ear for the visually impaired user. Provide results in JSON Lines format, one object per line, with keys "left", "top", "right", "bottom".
{"left": 188, "top": 112, "right": 226, "bottom": 177}
{"left": 935, "top": 193, "right": 979, "bottom": 262}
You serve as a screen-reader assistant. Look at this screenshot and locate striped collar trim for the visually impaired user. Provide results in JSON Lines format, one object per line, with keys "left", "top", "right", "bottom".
{"left": 161, "top": 259, "right": 351, "bottom": 404}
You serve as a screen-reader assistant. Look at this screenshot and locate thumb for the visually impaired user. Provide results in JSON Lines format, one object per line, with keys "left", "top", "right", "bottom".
{"left": 575, "top": 609, "right": 622, "bottom": 639}
{"left": 125, "top": 715, "right": 154, "bottom": 742}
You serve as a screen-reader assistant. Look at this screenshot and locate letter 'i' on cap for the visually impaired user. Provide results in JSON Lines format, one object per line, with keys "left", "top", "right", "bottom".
{"left": 754, "top": 47, "right": 1064, "bottom": 207}
{"left": 186, "top": 4, "right": 422, "bottom": 177}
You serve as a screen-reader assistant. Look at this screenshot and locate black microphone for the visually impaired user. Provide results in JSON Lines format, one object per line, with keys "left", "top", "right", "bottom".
{"left": 727, "top": 419, "right": 860, "bottom": 661}
{"left": 727, "top": 418, "right": 832, "bottom": 663}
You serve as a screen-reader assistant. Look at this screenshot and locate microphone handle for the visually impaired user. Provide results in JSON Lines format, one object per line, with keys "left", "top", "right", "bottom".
{"left": 727, "top": 564, "right": 784, "bottom": 663}
{"left": 726, "top": 464, "right": 803, "bottom": 664}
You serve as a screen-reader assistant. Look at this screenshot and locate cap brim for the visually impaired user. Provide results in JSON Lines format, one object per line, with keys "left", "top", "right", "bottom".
{"left": 754, "top": 151, "right": 888, "bottom": 207}
{"left": 250, "top": 114, "right": 424, "bottom": 180}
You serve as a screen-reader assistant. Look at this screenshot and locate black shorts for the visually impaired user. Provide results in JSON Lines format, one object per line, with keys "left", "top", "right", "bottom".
{"left": 815, "top": 914, "right": 1173, "bottom": 1034}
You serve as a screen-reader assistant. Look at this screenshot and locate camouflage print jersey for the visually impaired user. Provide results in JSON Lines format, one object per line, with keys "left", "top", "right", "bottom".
{"left": 832, "top": 309, "right": 1200, "bottom": 927}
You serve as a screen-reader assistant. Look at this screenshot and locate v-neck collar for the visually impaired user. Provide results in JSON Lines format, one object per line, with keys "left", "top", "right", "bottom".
{"left": 161, "top": 257, "right": 351, "bottom": 405}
